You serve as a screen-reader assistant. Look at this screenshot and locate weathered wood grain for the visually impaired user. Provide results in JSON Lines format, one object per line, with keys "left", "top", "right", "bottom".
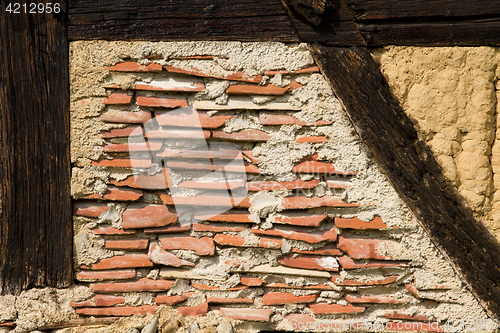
{"left": 0, "top": 0, "right": 72, "bottom": 294}
{"left": 68, "top": 0, "right": 300, "bottom": 41}
{"left": 311, "top": 45, "right": 500, "bottom": 317}
{"left": 345, "top": 0, "right": 500, "bottom": 21}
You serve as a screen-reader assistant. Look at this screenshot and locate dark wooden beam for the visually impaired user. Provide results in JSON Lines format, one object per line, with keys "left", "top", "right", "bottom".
{"left": 310, "top": 45, "right": 500, "bottom": 318}
{"left": 0, "top": 1, "right": 72, "bottom": 294}
{"left": 68, "top": 0, "right": 300, "bottom": 42}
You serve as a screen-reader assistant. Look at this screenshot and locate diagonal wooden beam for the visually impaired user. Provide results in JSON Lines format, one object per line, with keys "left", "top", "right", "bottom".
{"left": 310, "top": 44, "right": 500, "bottom": 317}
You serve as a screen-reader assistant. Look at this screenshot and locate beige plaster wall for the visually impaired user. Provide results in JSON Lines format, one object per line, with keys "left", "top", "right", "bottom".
{"left": 373, "top": 46, "right": 500, "bottom": 240}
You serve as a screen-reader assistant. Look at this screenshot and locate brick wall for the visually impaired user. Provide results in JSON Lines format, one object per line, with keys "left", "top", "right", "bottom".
{"left": 69, "top": 42, "right": 490, "bottom": 332}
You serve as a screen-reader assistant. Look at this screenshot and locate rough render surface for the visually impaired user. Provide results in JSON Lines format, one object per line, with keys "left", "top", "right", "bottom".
{"left": 373, "top": 46, "right": 500, "bottom": 241}
{"left": 0, "top": 42, "right": 494, "bottom": 332}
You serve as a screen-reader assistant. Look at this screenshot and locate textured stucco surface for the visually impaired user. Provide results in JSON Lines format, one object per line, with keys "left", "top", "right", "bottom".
{"left": 373, "top": 46, "right": 500, "bottom": 240}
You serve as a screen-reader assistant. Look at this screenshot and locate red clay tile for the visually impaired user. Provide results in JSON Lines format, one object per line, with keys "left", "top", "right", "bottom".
{"left": 91, "top": 158, "right": 152, "bottom": 168}
{"left": 271, "top": 213, "right": 328, "bottom": 227}
{"left": 163, "top": 65, "right": 262, "bottom": 83}
{"left": 110, "top": 171, "right": 170, "bottom": 190}
{"left": 259, "top": 111, "right": 332, "bottom": 126}
{"left": 159, "top": 236, "right": 215, "bottom": 255}
{"left": 335, "top": 216, "right": 387, "bottom": 230}
{"left": 295, "top": 136, "right": 328, "bottom": 143}
{"left": 281, "top": 196, "right": 359, "bottom": 209}
{"left": 213, "top": 129, "right": 270, "bottom": 142}
{"left": 143, "top": 224, "right": 191, "bottom": 234}
{"left": 214, "top": 234, "right": 245, "bottom": 246}
{"left": 84, "top": 254, "right": 153, "bottom": 270}
{"left": 384, "top": 312, "right": 430, "bottom": 322}
{"left": 179, "top": 180, "right": 245, "bottom": 191}
{"left": 156, "top": 110, "right": 233, "bottom": 129}
{"left": 195, "top": 211, "right": 252, "bottom": 223}
{"left": 76, "top": 269, "right": 136, "bottom": 281}
{"left": 91, "top": 278, "right": 174, "bottom": 293}
{"left": 71, "top": 295, "right": 125, "bottom": 308}
{"left": 285, "top": 314, "right": 316, "bottom": 325}
{"left": 259, "top": 237, "right": 282, "bottom": 249}
{"left": 338, "top": 256, "right": 409, "bottom": 269}
{"left": 252, "top": 226, "right": 337, "bottom": 244}
{"left": 158, "top": 148, "right": 243, "bottom": 161}
{"left": 100, "top": 142, "right": 162, "bottom": 153}
{"left": 148, "top": 242, "right": 195, "bottom": 267}
{"left": 404, "top": 283, "right": 421, "bottom": 298}
{"left": 166, "top": 160, "right": 248, "bottom": 173}
{"left": 242, "top": 150, "right": 258, "bottom": 164}
{"left": 345, "top": 294, "right": 410, "bottom": 304}
{"left": 100, "top": 111, "right": 152, "bottom": 124}
{"left": 278, "top": 254, "right": 339, "bottom": 271}
{"left": 226, "top": 81, "right": 301, "bottom": 95}
{"left": 102, "top": 93, "right": 133, "bottom": 105}
{"left": 309, "top": 303, "right": 365, "bottom": 315}
{"left": 122, "top": 203, "right": 177, "bottom": 229}
{"left": 84, "top": 186, "right": 143, "bottom": 201}
{"left": 176, "top": 302, "right": 208, "bottom": 316}
{"left": 263, "top": 292, "right": 318, "bottom": 305}
{"left": 264, "top": 283, "right": 336, "bottom": 290}
{"left": 93, "top": 227, "right": 137, "bottom": 235}
{"left": 240, "top": 276, "right": 264, "bottom": 286}
{"left": 338, "top": 236, "right": 391, "bottom": 260}
{"left": 76, "top": 305, "right": 158, "bottom": 317}
{"left": 157, "top": 192, "right": 250, "bottom": 209}
{"left": 293, "top": 161, "right": 345, "bottom": 174}
{"left": 207, "top": 297, "right": 254, "bottom": 304}
{"left": 264, "top": 66, "right": 319, "bottom": 76}
{"left": 191, "top": 283, "right": 246, "bottom": 291}
{"left": 136, "top": 96, "right": 188, "bottom": 108}
{"left": 156, "top": 292, "right": 194, "bottom": 305}
{"left": 247, "top": 179, "right": 319, "bottom": 191}
{"left": 135, "top": 80, "right": 205, "bottom": 92}
{"left": 73, "top": 202, "right": 109, "bottom": 218}
{"left": 327, "top": 180, "right": 353, "bottom": 189}
{"left": 102, "top": 126, "right": 142, "bottom": 138}
{"left": 106, "top": 62, "right": 162, "bottom": 72}
{"left": 104, "top": 239, "right": 149, "bottom": 250}
{"left": 331, "top": 275, "right": 399, "bottom": 286}
{"left": 147, "top": 129, "right": 211, "bottom": 140}
{"left": 220, "top": 308, "right": 273, "bottom": 322}
{"left": 292, "top": 244, "right": 343, "bottom": 256}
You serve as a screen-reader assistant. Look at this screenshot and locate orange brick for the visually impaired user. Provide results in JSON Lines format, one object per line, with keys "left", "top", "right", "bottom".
{"left": 213, "top": 129, "right": 270, "bottom": 142}
{"left": 73, "top": 202, "right": 109, "bottom": 218}
{"left": 122, "top": 203, "right": 177, "bottom": 229}
{"left": 143, "top": 224, "right": 191, "bottom": 234}
{"left": 102, "top": 126, "right": 142, "bottom": 138}
{"left": 135, "top": 81, "right": 205, "bottom": 92}
{"left": 76, "top": 305, "right": 158, "bottom": 317}
{"left": 292, "top": 244, "right": 343, "bottom": 256}
{"left": 176, "top": 302, "right": 208, "bottom": 316}
{"left": 100, "top": 111, "right": 152, "bottom": 124}
{"left": 259, "top": 237, "right": 282, "bottom": 249}
{"left": 159, "top": 236, "right": 215, "bottom": 255}
{"left": 264, "top": 66, "right": 319, "bottom": 76}
{"left": 339, "top": 256, "right": 409, "bottom": 269}
{"left": 271, "top": 213, "right": 327, "bottom": 227}
{"left": 220, "top": 308, "right": 273, "bottom": 322}
{"left": 214, "top": 234, "right": 245, "bottom": 246}
{"left": 156, "top": 292, "right": 194, "bottom": 305}
{"left": 102, "top": 93, "right": 132, "bottom": 105}
{"left": 335, "top": 216, "right": 387, "bottom": 230}
{"left": 263, "top": 292, "right": 318, "bottom": 305}
{"left": 179, "top": 179, "right": 245, "bottom": 190}
{"left": 91, "top": 278, "right": 174, "bottom": 293}
{"left": 345, "top": 294, "right": 410, "bottom": 304}
{"left": 110, "top": 171, "right": 170, "bottom": 190}
{"left": 195, "top": 211, "right": 252, "bottom": 223}
{"left": 163, "top": 65, "right": 262, "bottom": 83}
{"left": 100, "top": 142, "right": 162, "bottom": 152}
{"left": 91, "top": 158, "right": 151, "bottom": 168}
{"left": 146, "top": 129, "right": 210, "bottom": 140}
{"left": 76, "top": 269, "right": 136, "bottom": 281}
{"left": 106, "top": 62, "right": 162, "bottom": 72}
{"left": 93, "top": 227, "right": 136, "bottom": 235}
{"left": 295, "top": 136, "right": 328, "bottom": 143}
{"left": 84, "top": 254, "right": 153, "bottom": 270}
{"left": 264, "top": 283, "right": 336, "bottom": 290}
{"left": 278, "top": 254, "right": 339, "bottom": 271}
{"left": 104, "top": 239, "right": 149, "bottom": 250}
{"left": 240, "top": 276, "right": 264, "bottom": 286}
{"left": 71, "top": 295, "right": 125, "bottom": 308}
{"left": 331, "top": 275, "right": 399, "bottom": 286}
{"left": 246, "top": 179, "right": 319, "bottom": 191}
{"left": 226, "top": 81, "right": 301, "bottom": 95}
{"left": 136, "top": 96, "right": 188, "bottom": 108}
{"left": 252, "top": 226, "right": 337, "bottom": 244}
{"left": 84, "top": 186, "right": 143, "bottom": 201}
{"left": 155, "top": 109, "right": 233, "bottom": 129}
{"left": 208, "top": 297, "right": 254, "bottom": 304}
{"left": 157, "top": 192, "right": 250, "bottom": 209}
{"left": 309, "top": 303, "right": 364, "bottom": 315}
{"left": 191, "top": 283, "right": 246, "bottom": 291}
{"left": 148, "top": 242, "right": 195, "bottom": 267}
{"left": 338, "top": 236, "right": 391, "bottom": 260}
{"left": 281, "top": 196, "right": 359, "bottom": 209}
